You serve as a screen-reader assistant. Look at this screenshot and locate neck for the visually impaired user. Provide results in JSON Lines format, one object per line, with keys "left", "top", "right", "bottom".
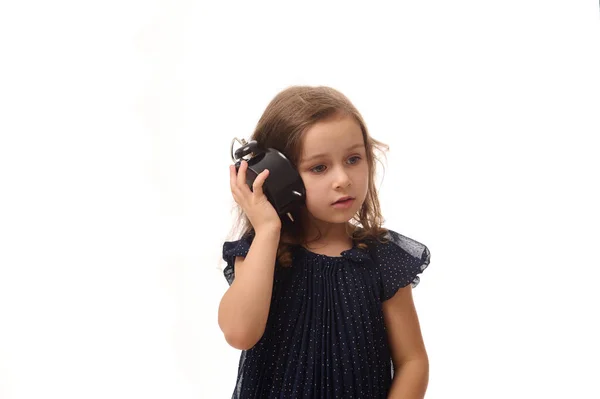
{"left": 300, "top": 213, "right": 354, "bottom": 247}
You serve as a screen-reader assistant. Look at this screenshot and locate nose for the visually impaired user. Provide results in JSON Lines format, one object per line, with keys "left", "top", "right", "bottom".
{"left": 332, "top": 167, "right": 351, "bottom": 189}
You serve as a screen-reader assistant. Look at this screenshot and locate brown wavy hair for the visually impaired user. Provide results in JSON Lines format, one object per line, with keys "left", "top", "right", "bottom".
{"left": 228, "top": 85, "right": 390, "bottom": 267}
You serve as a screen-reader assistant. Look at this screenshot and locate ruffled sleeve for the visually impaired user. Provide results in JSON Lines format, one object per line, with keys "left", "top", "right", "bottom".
{"left": 374, "top": 229, "right": 431, "bottom": 301}
{"left": 222, "top": 233, "right": 254, "bottom": 286}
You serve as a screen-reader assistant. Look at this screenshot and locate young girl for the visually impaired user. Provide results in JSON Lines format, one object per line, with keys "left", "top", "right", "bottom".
{"left": 218, "top": 86, "right": 431, "bottom": 399}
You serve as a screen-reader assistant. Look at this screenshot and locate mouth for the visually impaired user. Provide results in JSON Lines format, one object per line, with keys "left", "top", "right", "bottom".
{"left": 332, "top": 196, "right": 355, "bottom": 205}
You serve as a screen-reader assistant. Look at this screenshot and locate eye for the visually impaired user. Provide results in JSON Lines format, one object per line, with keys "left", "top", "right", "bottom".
{"left": 347, "top": 156, "right": 361, "bottom": 165}
{"left": 310, "top": 164, "right": 327, "bottom": 173}
{"left": 309, "top": 156, "right": 362, "bottom": 174}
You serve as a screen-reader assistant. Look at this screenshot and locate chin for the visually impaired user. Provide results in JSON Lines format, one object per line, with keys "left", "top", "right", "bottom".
{"left": 321, "top": 216, "right": 353, "bottom": 225}
{"left": 311, "top": 208, "right": 358, "bottom": 225}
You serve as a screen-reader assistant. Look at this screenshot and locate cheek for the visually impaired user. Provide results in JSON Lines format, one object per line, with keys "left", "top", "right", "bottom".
{"left": 300, "top": 177, "right": 324, "bottom": 205}
{"left": 302, "top": 181, "right": 319, "bottom": 201}
{"left": 353, "top": 169, "right": 370, "bottom": 199}
{"left": 350, "top": 164, "right": 369, "bottom": 183}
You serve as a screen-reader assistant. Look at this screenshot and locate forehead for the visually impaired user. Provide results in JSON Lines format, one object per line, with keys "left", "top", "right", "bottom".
{"left": 300, "top": 114, "right": 364, "bottom": 159}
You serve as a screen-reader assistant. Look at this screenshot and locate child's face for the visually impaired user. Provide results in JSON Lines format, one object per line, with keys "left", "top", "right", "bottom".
{"left": 297, "top": 113, "right": 369, "bottom": 228}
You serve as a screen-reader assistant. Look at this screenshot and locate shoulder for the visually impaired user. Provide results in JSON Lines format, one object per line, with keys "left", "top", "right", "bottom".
{"left": 369, "top": 228, "right": 431, "bottom": 298}
{"left": 223, "top": 231, "right": 254, "bottom": 249}
{"left": 377, "top": 229, "right": 430, "bottom": 261}
{"left": 222, "top": 232, "right": 256, "bottom": 284}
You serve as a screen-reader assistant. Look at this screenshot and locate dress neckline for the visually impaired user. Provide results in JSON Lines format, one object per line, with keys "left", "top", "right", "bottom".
{"left": 294, "top": 243, "right": 373, "bottom": 263}
{"left": 298, "top": 245, "right": 353, "bottom": 259}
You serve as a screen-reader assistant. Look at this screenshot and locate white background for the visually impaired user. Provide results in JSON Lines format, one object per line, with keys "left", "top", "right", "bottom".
{"left": 1, "top": 1, "right": 599, "bottom": 398}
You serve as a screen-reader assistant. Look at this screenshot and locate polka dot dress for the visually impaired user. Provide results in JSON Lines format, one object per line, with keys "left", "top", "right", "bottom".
{"left": 221, "top": 229, "right": 431, "bottom": 399}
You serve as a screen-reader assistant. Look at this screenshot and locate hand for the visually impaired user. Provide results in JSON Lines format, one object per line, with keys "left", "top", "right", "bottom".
{"left": 229, "top": 160, "right": 282, "bottom": 233}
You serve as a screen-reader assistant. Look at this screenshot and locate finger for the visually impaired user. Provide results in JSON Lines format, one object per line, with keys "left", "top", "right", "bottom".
{"left": 229, "top": 165, "right": 237, "bottom": 193}
{"left": 236, "top": 160, "right": 250, "bottom": 193}
{"left": 229, "top": 165, "right": 243, "bottom": 202}
{"left": 237, "top": 161, "right": 252, "bottom": 196}
{"left": 252, "top": 169, "right": 269, "bottom": 197}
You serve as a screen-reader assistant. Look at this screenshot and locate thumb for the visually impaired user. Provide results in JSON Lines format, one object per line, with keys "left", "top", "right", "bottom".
{"left": 252, "top": 169, "right": 269, "bottom": 197}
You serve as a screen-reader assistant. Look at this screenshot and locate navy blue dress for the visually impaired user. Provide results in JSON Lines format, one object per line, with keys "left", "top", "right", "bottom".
{"left": 222, "top": 229, "right": 430, "bottom": 399}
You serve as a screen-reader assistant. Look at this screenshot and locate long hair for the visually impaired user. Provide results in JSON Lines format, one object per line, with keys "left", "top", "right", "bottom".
{"left": 228, "top": 85, "right": 390, "bottom": 266}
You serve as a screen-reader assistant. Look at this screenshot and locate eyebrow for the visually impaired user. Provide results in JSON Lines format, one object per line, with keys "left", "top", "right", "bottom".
{"left": 300, "top": 143, "right": 365, "bottom": 164}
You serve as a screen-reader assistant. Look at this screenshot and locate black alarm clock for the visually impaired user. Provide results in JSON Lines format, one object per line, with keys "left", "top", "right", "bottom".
{"left": 231, "top": 137, "right": 306, "bottom": 223}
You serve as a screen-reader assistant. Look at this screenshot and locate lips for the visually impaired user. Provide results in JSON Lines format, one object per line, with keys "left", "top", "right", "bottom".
{"left": 332, "top": 196, "right": 354, "bottom": 204}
